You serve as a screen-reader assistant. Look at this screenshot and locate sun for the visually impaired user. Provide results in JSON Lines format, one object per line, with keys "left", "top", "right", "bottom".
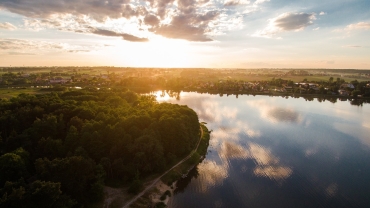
{"left": 109, "top": 36, "right": 194, "bottom": 68}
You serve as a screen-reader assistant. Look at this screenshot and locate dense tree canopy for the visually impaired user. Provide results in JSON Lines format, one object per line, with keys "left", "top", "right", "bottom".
{"left": 0, "top": 89, "right": 199, "bottom": 207}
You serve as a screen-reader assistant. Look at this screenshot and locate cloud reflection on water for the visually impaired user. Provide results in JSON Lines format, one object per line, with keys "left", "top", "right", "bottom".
{"left": 178, "top": 98, "right": 238, "bottom": 123}
{"left": 248, "top": 143, "right": 292, "bottom": 181}
{"left": 325, "top": 183, "right": 338, "bottom": 197}
{"left": 161, "top": 92, "right": 370, "bottom": 207}
{"left": 333, "top": 122, "right": 370, "bottom": 147}
{"left": 197, "top": 161, "right": 228, "bottom": 193}
{"left": 219, "top": 142, "right": 292, "bottom": 182}
{"left": 211, "top": 122, "right": 261, "bottom": 146}
{"left": 246, "top": 99, "right": 303, "bottom": 124}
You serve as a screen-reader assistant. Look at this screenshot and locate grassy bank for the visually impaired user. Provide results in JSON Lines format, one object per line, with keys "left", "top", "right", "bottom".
{"left": 161, "top": 123, "right": 210, "bottom": 185}
{"left": 106, "top": 123, "right": 211, "bottom": 208}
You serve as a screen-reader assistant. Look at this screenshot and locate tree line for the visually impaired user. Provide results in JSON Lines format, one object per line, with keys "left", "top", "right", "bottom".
{"left": 0, "top": 88, "right": 200, "bottom": 207}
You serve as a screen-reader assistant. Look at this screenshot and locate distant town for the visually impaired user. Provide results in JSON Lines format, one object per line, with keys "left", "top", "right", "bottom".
{"left": 1, "top": 67, "right": 370, "bottom": 101}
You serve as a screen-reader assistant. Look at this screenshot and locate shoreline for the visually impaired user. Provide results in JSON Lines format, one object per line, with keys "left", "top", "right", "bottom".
{"left": 2, "top": 86, "right": 369, "bottom": 102}
{"left": 178, "top": 89, "right": 370, "bottom": 100}
{"left": 143, "top": 123, "right": 211, "bottom": 208}
{"left": 119, "top": 123, "right": 210, "bottom": 208}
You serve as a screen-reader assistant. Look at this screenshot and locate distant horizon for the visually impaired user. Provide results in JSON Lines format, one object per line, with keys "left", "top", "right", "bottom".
{"left": 1, "top": 66, "right": 370, "bottom": 71}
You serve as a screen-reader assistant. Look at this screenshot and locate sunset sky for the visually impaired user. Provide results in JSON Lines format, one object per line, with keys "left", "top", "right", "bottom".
{"left": 0, "top": 0, "right": 369, "bottom": 68}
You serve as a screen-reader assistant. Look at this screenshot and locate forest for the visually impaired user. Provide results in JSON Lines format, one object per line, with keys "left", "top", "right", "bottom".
{"left": 0, "top": 88, "right": 200, "bottom": 207}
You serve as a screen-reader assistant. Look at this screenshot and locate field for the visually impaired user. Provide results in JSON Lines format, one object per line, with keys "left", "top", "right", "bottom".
{"left": 0, "top": 88, "right": 48, "bottom": 99}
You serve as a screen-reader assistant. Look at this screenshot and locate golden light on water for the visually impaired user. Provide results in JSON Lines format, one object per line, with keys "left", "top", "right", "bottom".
{"left": 154, "top": 90, "right": 171, "bottom": 102}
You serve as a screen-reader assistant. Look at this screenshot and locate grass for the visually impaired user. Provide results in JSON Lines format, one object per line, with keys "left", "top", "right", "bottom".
{"left": 0, "top": 88, "right": 49, "bottom": 99}
{"left": 201, "top": 74, "right": 370, "bottom": 83}
{"left": 282, "top": 75, "right": 370, "bottom": 82}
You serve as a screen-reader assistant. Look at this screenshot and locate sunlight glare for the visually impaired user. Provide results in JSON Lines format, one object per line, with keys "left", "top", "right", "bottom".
{"left": 154, "top": 90, "right": 171, "bottom": 102}
{"left": 111, "top": 36, "right": 192, "bottom": 67}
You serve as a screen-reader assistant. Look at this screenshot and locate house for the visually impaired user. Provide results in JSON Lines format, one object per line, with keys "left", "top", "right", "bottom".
{"left": 284, "top": 86, "right": 294, "bottom": 92}
{"left": 309, "top": 83, "right": 317, "bottom": 89}
{"left": 340, "top": 83, "right": 355, "bottom": 89}
{"left": 338, "top": 89, "right": 349, "bottom": 96}
{"left": 49, "top": 77, "right": 71, "bottom": 84}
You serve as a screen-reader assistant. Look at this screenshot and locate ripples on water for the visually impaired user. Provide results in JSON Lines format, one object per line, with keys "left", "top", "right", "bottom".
{"left": 156, "top": 92, "right": 370, "bottom": 208}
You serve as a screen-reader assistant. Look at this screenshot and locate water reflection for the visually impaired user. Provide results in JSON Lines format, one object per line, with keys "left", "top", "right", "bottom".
{"left": 218, "top": 142, "right": 292, "bottom": 181}
{"left": 196, "top": 161, "right": 228, "bottom": 193}
{"left": 325, "top": 183, "right": 338, "bottom": 197}
{"left": 174, "top": 166, "right": 200, "bottom": 194}
{"left": 219, "top": 142, "right": 249, "bottom": 161}
{"left": 333, "top": 122, "right": 370, "bottom": 147}
{"left": 157, "top": 91, "right": 370, "bottom": 208}
{"left": 246, "top": 99, "right": 303, "bottom": 124}
{"left": 267, "top": 108, "right": 301, "bottom": 123}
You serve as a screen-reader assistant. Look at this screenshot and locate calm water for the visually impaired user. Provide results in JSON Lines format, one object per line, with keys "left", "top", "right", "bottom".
{"left": 155, "top": 92, "right": 370, "bottom": 208}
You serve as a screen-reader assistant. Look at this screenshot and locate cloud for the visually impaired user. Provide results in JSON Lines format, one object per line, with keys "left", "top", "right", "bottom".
{"left": 0, "top": 38, "right": 103, "bottom": 54}
{"left": 274, "top": 12, "right": 316, "bottom": 30}
{"left": 0, "top": 0, "right": 221, "bottom": 42}
{"left": 224, "top": 0, "right": 242, "bottom": 6}
{"left": 254, "top": 0, "right": 269, "bottom": 4}
{"left": 224, "top": 0, "right": 251, "bottom": 6}
{"left": 0, "top": 0, "right": 138, "bottom": 21}
{"left": 326, "top": 60, "right": 335, "bottom": 64}
{"left": 154, "top": 18, "right": 213, "bottom": 42}
{"left": 0, "top": 0, "right": 247, "bottom": 42}
{"left": 342, "top": 45, "right": 361, "bottom": 48}
{"left": 333, "top": 22, "right": 370, "bottom": 37}
{"left": 67, "top": 50, "right": 91, "bottom": 53}
{"left": 7, "top": 52, "right": 35, "bottom": 55}
{"left": 23, "top": 17, "right": 65, "bottom": 31}
{"left": 22, "top": 17, "right": 149, "bottom": 42}
{"left": 0, "top": 22, "right": 17, "bottom": 30}
{"left": 88, "top": 28, "right": 148, "bottom": 42}
{"left": 152, "top": 8, "right": 220, "bottom": 41}
{"left": 345, "top": 22, "right": 370, "bottom": 31}
{"left": 254, "top": 12, "right": 316, "bottom": 38}
{"left": 0, "top": 38, "right": 63, "bottom": 50}
{"left": 144, "top": 14, "right": 160, "bottom": 27}
{"left": 319, "top": 11, "right": 326, "bottom": 15}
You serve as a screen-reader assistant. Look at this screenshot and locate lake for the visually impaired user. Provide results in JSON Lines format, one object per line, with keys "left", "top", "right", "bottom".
{"left": 154, "top": 91, "right": 370, "bottom": 208}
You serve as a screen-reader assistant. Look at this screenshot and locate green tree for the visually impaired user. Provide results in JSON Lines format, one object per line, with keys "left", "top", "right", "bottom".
{"left": 128, "top": 171, "right": 143, "bottom": 194}
{"left": 329, "top": 77, "right": 333, "bottom": 83}
{"left": 26, "top": 180, "right": 76, "bottom": 208}
{"left": 35, "top": 156, "right": 100, "bottom": 204}
{"left": 0, "top": 153, "right": 27, "bottom": 185}
{"left": 352, "top": 90, "right": 361, "bottom": 98}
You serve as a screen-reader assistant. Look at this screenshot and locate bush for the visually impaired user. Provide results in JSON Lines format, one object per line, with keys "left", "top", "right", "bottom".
{"left": 127, "top": 179, "right": 143, "bottom": 194}
{"left": 159, "top": 194, "right": 166, "bottom": 201}
{"left": 155, "top": 202, "right": 167, "bottom": 208}
{"left": 164, "top": 190, "right": 171, "bottom": 197}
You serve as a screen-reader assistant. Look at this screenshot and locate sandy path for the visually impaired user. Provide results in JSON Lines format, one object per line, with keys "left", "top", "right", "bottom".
{"left": 122, "top": 126, "right": 204, "bottom": 208}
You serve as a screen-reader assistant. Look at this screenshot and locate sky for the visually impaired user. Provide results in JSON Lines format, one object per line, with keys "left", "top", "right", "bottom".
{"left": 0, "top": 0, "right": 369, "bottom": 68}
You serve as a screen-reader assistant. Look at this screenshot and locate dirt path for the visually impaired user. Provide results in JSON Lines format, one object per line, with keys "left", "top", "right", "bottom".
{"left": 122, "top": 126, "right": 204, "bottom": 208}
